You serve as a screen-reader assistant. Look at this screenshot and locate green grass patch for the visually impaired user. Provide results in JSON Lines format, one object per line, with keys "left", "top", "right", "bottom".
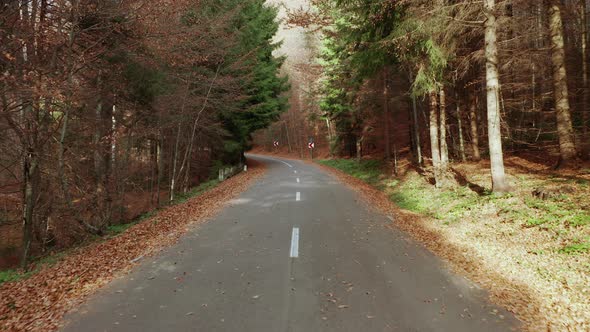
{"left": 318, "top": 159, "right": 384, "bottom": 187}
{"left": 173, "top": 179, "right": 220, "bottom": 204}
{"left": 569, "top": 214, "right": 590, "bottom": 227}
{"left": 525, "top": 217, "right": 552, "bottom": 228}
{"left": 0, "top": 269, "right": 29, "bottom": 284}
{"left": 523, "top": 196, "right": 588, "bottom": 229}
{"left": 107, "top": 222, "right": 137, "bottom": 235}
{"left": 559, "top": 242, "right": 590, "bottom": 255}
{"left": 0, "top": 251, "right": 69, "bottom": 285}
{"left": 390, "top": 190, "right": 431, "bottom": 214}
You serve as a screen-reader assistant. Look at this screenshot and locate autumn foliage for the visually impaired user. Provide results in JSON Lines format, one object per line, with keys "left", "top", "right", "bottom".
{"left": 0, "top": 0, "right": 287, "bottom": 268}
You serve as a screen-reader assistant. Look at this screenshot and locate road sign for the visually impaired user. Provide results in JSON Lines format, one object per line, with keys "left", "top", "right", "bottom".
{"left": 273, "top": 141, "right": 279, "bottom": 147}
{"left": 308, "top": 142, "right": 315, "bottom": 149}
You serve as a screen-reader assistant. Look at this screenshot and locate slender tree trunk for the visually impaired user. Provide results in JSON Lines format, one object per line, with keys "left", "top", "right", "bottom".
{"left": 284, "top": 121, "right": 293, "bottom": 153}
{"left": 409, "top": 72, "right": 423, "bottom": 165}
{"left": 93, "top": 73, "right": 105, "bottom": 213}
{"left": 149, "top": 140, "right": 156, "bottom": 206}
{"left": 484, "top": 0, "right": 511, "bottom": 192}
{"left": 157, "top": 134, "right": 163, "bottom": 207}
{"left": 111, "top": 105, "right": 116, "bottom": 168}
{"left": 548, "top": 0, "right": 578, "bottom": 166}
{"left": 469, "top": 94, "right": 481, "bottom": 161}
{"left": 383, "top": 69, "right": 391, "bottom": 162}
{"left": 21, "top": 143, "right": 38, "bottom": 269}
{"left": 179, "top": 66, "right": 220, "bottom": 191}
{"left": 169, "top": 123, "right": 181, "bottom": 202}
{"left": 439, "top": 88, "right": 449, "bottom": 169}
{"left": 581, "top": 0, "right": 589, "bottom": 157}
{"left": 19, "top": 2, "right": 37, "bottom": 268}
{"left": 356, "top": 136, "right": 362, "bottom": 162}
{"left": 169, "top": 82, "right": 191, "bottom": 202}
{"left": 57, "top": 1, "right": 100, "bottom": 234}
{"left": 457, "top": 96, "right": 467, "bottom": 162}
{"left": 58, "top": 108, "right": 102, "bottom": 235}
{"left": 393, "top": 144, "right": 399, "bottom": 176}
{"left": 429, "top": 91, "right": 442, "bottom": 188}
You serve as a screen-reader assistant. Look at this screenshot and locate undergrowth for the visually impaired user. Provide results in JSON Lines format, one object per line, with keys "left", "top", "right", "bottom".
{"left": 320, "top": 158, "right": 590, "bottom": 255}
{"left": 1, "top": 178, "right": 225, "bottom": 285}
{"left": 318, "top": 159, "right": 384, "bottom": 187}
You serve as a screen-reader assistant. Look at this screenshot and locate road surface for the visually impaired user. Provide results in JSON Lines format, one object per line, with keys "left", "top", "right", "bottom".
{"left": 62, "top": 155, "right": 518, "bottom": 332}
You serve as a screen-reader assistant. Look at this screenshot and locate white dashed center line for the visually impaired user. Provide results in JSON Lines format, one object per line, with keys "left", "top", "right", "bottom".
{"left": 296, "top": 178, "right": 300, "bottom": 183}
{"left": 296, "top": 192, "right": 301, "bottom": 201}
{"left": 290, "top": 227, "right": 300, "bottom": 258}
{"left": 294, "top": 170, "right": 297, "bottom": 174}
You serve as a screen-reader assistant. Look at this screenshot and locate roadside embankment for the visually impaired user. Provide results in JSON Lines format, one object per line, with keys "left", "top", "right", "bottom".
{"left": 318, "top": 158, "right": 590, "bottom": 332}
{"left": 0, "top": 160, "right": 265, "bottom": 331}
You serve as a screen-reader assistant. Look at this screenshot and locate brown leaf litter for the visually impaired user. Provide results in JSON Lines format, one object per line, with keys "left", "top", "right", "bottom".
{"left": 0, "top": 160, "right": 265, "bottom": 332}
{"left": 316, "top": 162, "right": 552, "bottom": 332}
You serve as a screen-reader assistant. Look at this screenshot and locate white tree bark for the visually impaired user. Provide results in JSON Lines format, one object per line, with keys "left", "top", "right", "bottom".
{"left": 484, "top": 0, "right": 511, "bottom": 192}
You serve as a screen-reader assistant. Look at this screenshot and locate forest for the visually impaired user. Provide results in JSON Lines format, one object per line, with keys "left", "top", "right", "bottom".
{"left": 251, "top": 0, "right": 590, "bottom": 328}
{"left": 266, "top": 0, "right": 590, "bottom": 176}
{"left": 1, "top": 0, "right": 590, "bottom": 330}
{"left": 0, "top": 0, "right": 288, "bottom": 269}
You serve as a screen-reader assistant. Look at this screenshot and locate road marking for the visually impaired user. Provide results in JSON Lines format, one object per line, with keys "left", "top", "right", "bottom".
{"left": 296, "top": 192, "right": 301, "bottom": 201}
{"left": 296, "top": 178, "right": 300, "bottom": 183}
{"left": 250, "top": 155, "right": 293, "bottom": 168}
{"left": 294, "top": 170, "right": 297, "bottom": 174}
{"left": 279, "top": 160, "right": 293, "bottom": 168}
{"left": 290, "top": 227, "right": 299, "bottom": 258}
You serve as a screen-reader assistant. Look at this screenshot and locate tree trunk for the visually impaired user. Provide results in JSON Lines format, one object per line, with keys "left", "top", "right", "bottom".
{"left": 58, "top": 108, "right": 102, "bottom": 235}
{"left": 178, "top": 66, "right": 220, "bottom": 191}
{"left": 56, "top": 2, "right": 101, "bottom": 235}
{"left": 484, "top": 0, "right": 511, "bottom": 192}
{"left": 548, "top": 1, "right": 578, "bottom": 166}
{"left": 157, "top": 135, "right": 163, "bottom": 207}
{"left": 469, "top": 94, "right": 481, "bottom": 161}
{"left": 429, "top": 91, "right": 442, "bottom": 188}
{"left": 439, "top": 88, "right": 449, "bottom": 169}
{"left": 383, "top": 69, "right": 391, "bottom": 162}
{"left": 149, "top": 140, "right": 156, "bottom": 206}
{"left": 21, "top": 143, "right": 38, "bottom": 269}
{"left": 356, "top": 135, "right": 363, "bottom": 162}
{"left": 93, "top": 105, "right": 103, "bottom": 184}
{"left": 326, "top": 118, "right": 335, "bottom": 157}
{"left": 409, "top": 72, "right": 423, "bottom": 166}
{"left": 393, "top": 144, "right": 398, "bottom": 176}
{"left": 169, "top": 123, "right": 181, "bottom": 202}
{"left": 457, "top": 96, "right": 467, "bottom": 162}
{"left": 110, "top": 104, "right": 117, "bottom": 169}
{"left": 284, "top": 121, "right": 293, "bottom": 153}
{"left": 580, "top": 0, "right": 589, "bottom": 158}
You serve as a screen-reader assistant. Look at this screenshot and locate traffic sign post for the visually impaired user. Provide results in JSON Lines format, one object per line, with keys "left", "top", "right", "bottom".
{"left": 308, "top": 140, "right": 315, "bottom": 160}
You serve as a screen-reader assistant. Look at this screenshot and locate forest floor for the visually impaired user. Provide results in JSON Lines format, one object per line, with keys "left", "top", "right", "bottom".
{"left": 313, "top": 156, "right": 590, "bottom": 331}
{"left": 0, "top": 160, "right": 266, "bottom": 331}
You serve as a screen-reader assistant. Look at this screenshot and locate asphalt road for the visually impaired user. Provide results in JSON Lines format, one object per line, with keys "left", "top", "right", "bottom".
{"left": 62, "top": 154, "right": 518, "bottom": 332}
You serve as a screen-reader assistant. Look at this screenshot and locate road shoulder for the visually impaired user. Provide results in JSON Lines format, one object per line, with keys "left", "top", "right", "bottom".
{"left": 315, "top": 162, "right": 539, "bottom": 331}
{"left": 0, "top": 161, "right": 266, "bottom": 332}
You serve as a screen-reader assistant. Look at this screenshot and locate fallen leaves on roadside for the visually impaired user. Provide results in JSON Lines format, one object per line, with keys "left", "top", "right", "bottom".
{"left": 317, "top": 163, "right": 550, "bottom": 331}
{"left": 0, "top": 160, "right": 266, "bottom": 332}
